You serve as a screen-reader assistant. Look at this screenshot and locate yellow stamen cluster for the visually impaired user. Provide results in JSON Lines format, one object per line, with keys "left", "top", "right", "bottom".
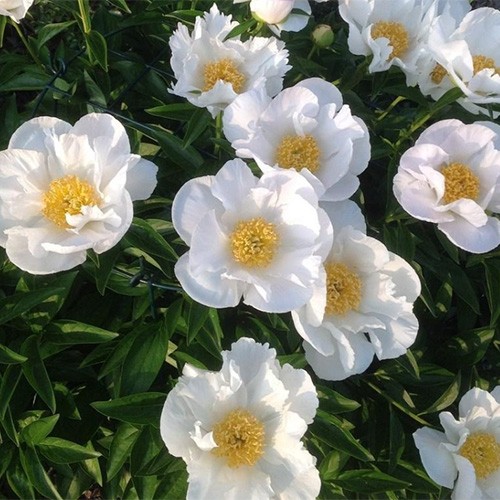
{"left": 203, "top": 58, "right": 246, "bottom": 94}
{"left": 42, "top": 175, "right": 101, "bottom": 228}
{"left": 212, "top": 408, "right": 265, "bottom": 468}
{"left": 275, "top": 135, "right": 321, "bottom": 173}
{"left": 325, "top": 262, "right": 362, "bottom": 316}
{"left": 459, "top": 432, "right": 500, "bottom": 479}
{"left": 371, "top": 21, "right": 410, "bottom": 60}
{"left": 430, "top": 63, "right": 447, "bottom": 84}
{"left": 472, "top": 55, "right": 499, "bottom": 76}
{"left": 441, "top": 162, "right": 480, "bottom": 204}
{"left": 230, "top": 217, "right": 279, "bottom": 268}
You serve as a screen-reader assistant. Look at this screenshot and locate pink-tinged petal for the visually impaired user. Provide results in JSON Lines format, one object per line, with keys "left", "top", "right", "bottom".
{"left": 8, "top": 116, "right": 71, "bottom": 152}
{"left": 175, "top": 253, "right": 243, "bottom": 308}
{"left": 438, "top": 216, "right": 500, "bottom": 253}
{"left": 171, "top": 175, "right": 217, "bottom": 245}
{"left": 413, "top": 427, "right": 458, "bottom": 489}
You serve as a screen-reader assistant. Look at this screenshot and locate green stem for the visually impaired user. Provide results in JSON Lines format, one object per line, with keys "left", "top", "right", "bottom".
{"left": 214, "top": 112, "right": 223, "bottom": 156}
{"left": 10, "top": 20, "right": 43, "bottom": 68}
{"left": 78, "top": 0, "right": 91, "bottom": 34}
{"left": 377, "top": 95, "right": 406, "bottom": 122}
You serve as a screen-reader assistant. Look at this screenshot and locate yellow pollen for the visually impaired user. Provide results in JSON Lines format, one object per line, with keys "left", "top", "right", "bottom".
{"left": 325, "top": 262, "right": 362, "bottom": 316}
{"left": 472, "top": 54, "right": 499, "bottom": 76}
{"left": 441, "top": 162, "right": 480, "bottom": 204}
{"left": 275, "top": 135, "right": 321, "bottom": 173}
{"left": 371, "top": 21, "right": 409, "bottom": 60}
{"left": 230, "top": 217, "right": 279, "bottom": 268}
{"left": 42, "top": 175, "right": 101, "bottom": 228}
{"left": 212, "top": 408, "right": 265, "bottom": 468}
{"left": 459, "top": 432, "right": 500, "bottom": 479}
{"left": 430, "top": 63, "right": 447, "bottom": 84}
{"left": 203, "top": 58, "right": 246, "bottom": 94}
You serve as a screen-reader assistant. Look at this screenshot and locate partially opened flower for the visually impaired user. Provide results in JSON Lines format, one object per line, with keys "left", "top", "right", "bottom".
{"left": 0, "top": 113, "right": 158, "bottom": 274}
{"left": 169, "top": 4, "right": 290, "bottom": 117}
{"left": 234, "top": 0, "right": 312, "bottom": 35}
{"left": 292, "top": 200, "right": 421, "bottom": 380}
{"left": 413, "top": 386, "right": 500, "bottom": 499}
{"left": 393, "top": 119, "right": 500, "bottom": 253}
{"left": 416, "top": 7, "right": 500, "bottom": 116}
{"left": 0, "top": 0, "right": 34, "bottom": 22}
{"left": 223, "top": 78, "right": 370, "bottom": 201}
{"left": 172, "top": 158, "right": 333, "bottom": 312}
{"left": 160, "top": 337, "right": 321, "bottom": 499}
{"left": 338, "top": 0, "right": 438, "bottom": 81}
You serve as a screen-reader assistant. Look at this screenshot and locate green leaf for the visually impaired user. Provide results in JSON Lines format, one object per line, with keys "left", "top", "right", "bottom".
{"left": 332, "top": 469, "right": 411, "bottom": 493}
{"left": 21, "top": 415, "right": 60, "bottom": 447}
{"left": 421, "top": 371, "right": 461, "bottom": 414}
{"left": 36, "top": 21, "right": 77, "bottom": 49}
{"left": 388, "top": 408, "right": 405, "bottom": 472}
{"left": 38, "top": 437, "right": 101, "bottom": 464}
{"left": 130, "top": 425, "right": 163, "bottom": 476}
{"left": 19, "top": 446, "right": 63, "bottom": 500}
{"left": 107, "top": 0, "right": 131, "bottom": 12}
{"left": 107, "top": 423, "right": 141, "bottom": 481}
{"left": 223, "top": 17, "right": 257, "bottom": 40}
{"left": 91, "top": 392, "right": 166, "bottom": 426}
{"left": 120, "top": 319, "right": 170, "bottom": 395}
{"left": 0, "top": 344, "right": 27, "bottom": 364}
{"left": 444, "top": 327, "right": 495, "bottom": 367}
{"left": 183, "top": 107, "right": 212, "bottom": 148}
{"left": 86, "top": 30, "right": 108, "bottom": 71}
{"left": 44, "top": 320, "right": 119, "bottom": 344}
{"left": 185, "top": 299, "right": 210, "bottom": 345}
{"left": 0, "top": 287, "right": 64, "bottom": 326}
{"left": 6, "top": 458, "right": 36, "bottom": 500}
{"left": 394, "top": 460, "right": 440, "bottom": 494}
{"left": 484, "top": 259, "right": 500, "bottom": 326}
{"left": 0, "top": 365, "right": 22, "bottom": 419}
{"left": 317, "top": 385, "right": 361, "bottom": 414}
{"left": 312, "top": 410, "right": 374, "bottom": 462}
{"left": 0, "top": 15, "right": 7, "bottom": 48}
{"left": 20, "top": 336, "right": 56, "bottom": 413}
{"left": 146, "top": 103, "right": 195, "bottom": 121}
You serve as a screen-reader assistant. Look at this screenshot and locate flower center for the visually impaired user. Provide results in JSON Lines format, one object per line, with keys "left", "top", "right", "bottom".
{"left": 275, "top": 135, "right": 321, "bottom": 173}
{"left": 472, "top": 54, "right": 499, "bottom": 75}
{"left": 371, "top": 21, "right": 409, "bottom": 59}
{"left": 203, "top": 58, "right": 246, "bottom": 93}
{"left": 230, "top": 217, "right": 279, "bottom": 268}
{"left": 441, "top": 162, "right": 480, "bottom": 204}
{"left": 430, "top": 63, "right": 447, "bottom": 84}
{"left": 325, "top": 262, "right": 362, "bottom": 316}
{"left": 459, "top": 432, "right": 500, "bottom": 479}
{"left": 212, "top": 408, "right": 265, "bottom": 468}
{"left": 42, "top": 175, "right": 101, "bottom": 228}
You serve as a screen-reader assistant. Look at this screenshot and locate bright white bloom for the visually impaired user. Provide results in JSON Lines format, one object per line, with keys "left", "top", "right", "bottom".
{"left": 292, "top": 200, "right": 421, "bottom": 381}
{"left": 160, "top": 337, "right": 321, "bottom": 499}
{"left": 169, "top": 4, "right": 290, "bottom": 117}
{"left": 172, "top": 158, "right": 333, "bottom": 313}
{"left": 234, "top": 0, "right": 312, "bottom": 35}
{"left": 0, "top": 114, "right": 158, "bottom": 274}
{"left": 223, "top": 78, "right": 370, "bottom": 202}
{"left": 393, "top": 119, "right": 500, "bottom": 253}
{"left": 413, "top": 386, "right": 500, "bottom": 500}
{"left": 0, "top": 0, "right": 34, "bottom": 22}
{"left": 338, "top": 0, "right": 438, "bottom": 81}
{"left": 416, "top": 7, "right": 500, "bottom": 116}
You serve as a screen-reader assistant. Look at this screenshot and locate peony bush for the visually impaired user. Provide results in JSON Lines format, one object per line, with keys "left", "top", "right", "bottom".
{"left": 0, "top": 0, "right": 499, "bottom": 498}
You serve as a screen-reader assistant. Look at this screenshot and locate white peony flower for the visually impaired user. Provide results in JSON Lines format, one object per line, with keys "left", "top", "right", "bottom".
{"left": 160, "top": 337, "right": 321, "bottom": 499}
{"left": 169, "top": 4, "right": 290, "bottom": 117}
{"left": 393, "top": 119, "right": 500, "bottom": 253}
{"left": 338, "top": 0, "right": 439, "bottom": 82}
{"left": 292, "top": 200, "right": 421, "bottom": 381}
{"left": 0, "top": 113, "right": 158, "bottom": 275}
{"left": 416, "top": 7, "right": 500, "bottom": 116}
{"left": 222, "top": 78, "right": 370, "bottom": 202}
{"left": 234, "top": 0, "right": 312, "bottom": 35}
{"left": 172, "top": 158, "right": 333, "bottom": 313}
{"left": 413, "top": 386, "right": 500, "bottom": 500}
{"left": 0, "top": 0, "right": 34, "bottom": 22}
